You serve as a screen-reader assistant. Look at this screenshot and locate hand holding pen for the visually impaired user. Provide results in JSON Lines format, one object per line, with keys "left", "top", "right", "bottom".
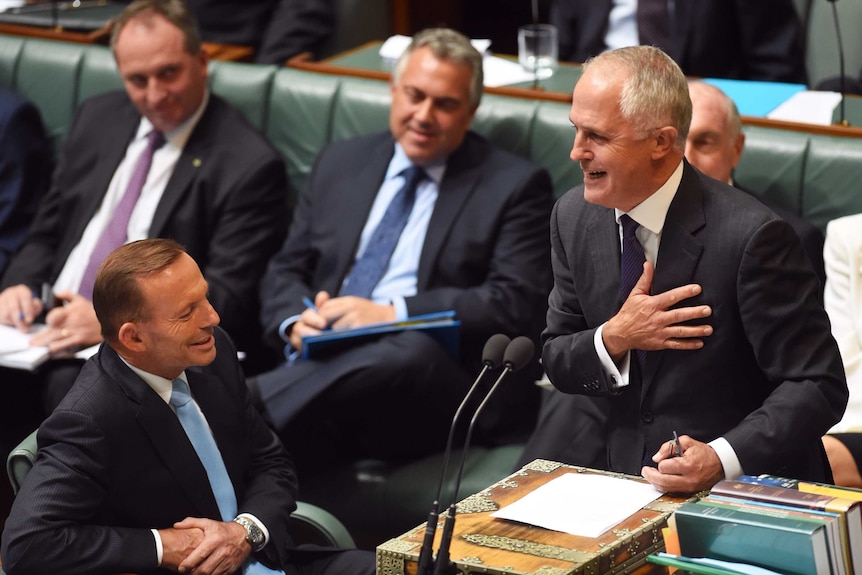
{"left": 642, "top": 432, "right": 725, "bottom": 493}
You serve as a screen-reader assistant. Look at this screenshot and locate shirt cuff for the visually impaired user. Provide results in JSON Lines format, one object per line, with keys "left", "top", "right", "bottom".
{"left": 278, "top": 314, "right": 302, "bottom": 343}
{"left": 391, "top": 296, "right": 408, "bottom": 320}
{"left": 708, "top": 436, "right": 743, "bottom": 479}
{"left": 237, "top": 513, "right": 271, "bottom": 549}
{"left": 152, "top": 529, "right": 163, "bottom": 566}
{"left": 594, "top": 323, "right": 630, "bottom": 389}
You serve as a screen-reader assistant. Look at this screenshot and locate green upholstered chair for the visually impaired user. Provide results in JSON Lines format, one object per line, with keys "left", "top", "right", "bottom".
{"left": 4, "top": 429, "right": 356, "bottom": 550}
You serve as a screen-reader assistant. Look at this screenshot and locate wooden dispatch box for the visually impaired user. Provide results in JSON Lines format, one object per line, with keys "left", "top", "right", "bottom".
{"left": 376, "top": 460, "right": 694, "bottom": 575}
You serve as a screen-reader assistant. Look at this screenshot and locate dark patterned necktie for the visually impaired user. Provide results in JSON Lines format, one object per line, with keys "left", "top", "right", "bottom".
{"left": 340, "top": 165, "right": 427, "bottom": 298}
{"left": 79, "top": 130, "right": 165, "bottom": 300}
{"left": 620, "top": 214, "right": 647, "bottom": 369}
{"left": 637, "top": 0, "right": 671, "bottom": 53}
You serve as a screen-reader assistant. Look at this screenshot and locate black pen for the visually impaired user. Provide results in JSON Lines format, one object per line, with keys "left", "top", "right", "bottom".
{"left": 671, "top": 430, "right": 682, "bottom": 457}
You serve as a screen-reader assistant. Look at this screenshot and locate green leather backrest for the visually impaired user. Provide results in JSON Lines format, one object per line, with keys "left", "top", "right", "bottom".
{"left": 735, "top": 125, "right": 808, "bottom": 213}
{"left": 2, "top": 33, "right": 862, "bottom": 231}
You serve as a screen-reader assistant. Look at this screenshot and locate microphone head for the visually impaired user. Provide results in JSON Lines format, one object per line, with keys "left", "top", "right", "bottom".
{"left": 502, "top": 336, "right": 535, "bottom": 372}
{"left": 482, "top": 334, "right": 511, "bottom": 368}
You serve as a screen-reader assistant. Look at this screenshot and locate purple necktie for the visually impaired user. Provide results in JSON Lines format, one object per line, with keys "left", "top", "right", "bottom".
{"left": 620, "top": 214, "right": 647, "bottom": 369}
{"left": 79, "top": 130, "right": 165, "bottom": 300}
{"left": 340, "top": 165, "right": 426, "bottom": 298}
{"left": 638, "top": 0, "right": 671, "bottom": 53}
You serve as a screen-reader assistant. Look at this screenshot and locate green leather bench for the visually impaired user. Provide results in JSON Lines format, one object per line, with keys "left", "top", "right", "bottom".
{"left": 3, "top": 33, "right": 862, "bottom": 548}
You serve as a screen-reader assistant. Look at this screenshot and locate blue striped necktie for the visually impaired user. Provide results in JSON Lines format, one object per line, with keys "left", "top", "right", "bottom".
{"left": 340, "top": 164, "right": 427, "bottom": 298}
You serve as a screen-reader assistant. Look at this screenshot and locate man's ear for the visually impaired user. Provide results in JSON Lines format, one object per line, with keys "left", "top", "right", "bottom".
{"left": 652, "top": 126, "right": 679, "bottom": 159}
{"left": 118, "top": 322, "right": 146, "bottom": 352}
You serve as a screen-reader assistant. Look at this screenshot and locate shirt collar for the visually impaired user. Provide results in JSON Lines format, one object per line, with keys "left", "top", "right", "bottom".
{"left": 615, "top": 159, "right": 684, "bottom": 234}
{"left": 387, "top": 143, "right": 446, "bottom": 185}
{"left": 134, "top": 88, "right": 211, "bottom": 149}
{"left": 121, "top": 356, "right": 187, "bottom": 405}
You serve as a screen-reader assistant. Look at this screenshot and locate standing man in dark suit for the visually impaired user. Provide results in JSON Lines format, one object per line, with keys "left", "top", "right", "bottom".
{"left": 550, "top": 0, "right": 806, "bottom": 83}
{"left": 542, "top": 45, "right": 845, "bottom": 492}
{"left": 252, "top": 28, "right": 553, "bottom": 468}
{"left": 0, "top": 88, "right": 51, "bottom": 276}
{"left": 0, "top": 239, "right": 374, "bottom": 575}
{"left": 0, "top": 0, "right": 287, "bottom": 458}
{"left": 685, "top": 80, "right": 825, "bottom": 290}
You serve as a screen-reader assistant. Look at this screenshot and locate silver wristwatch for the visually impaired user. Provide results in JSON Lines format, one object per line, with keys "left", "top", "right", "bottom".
{"left": 234, "top": 516, "right": 265, "bottom": 551}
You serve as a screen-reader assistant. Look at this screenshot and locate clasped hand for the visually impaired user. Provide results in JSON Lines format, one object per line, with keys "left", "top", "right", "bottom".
{"left": 603, "top": 261, "right": 713, "bottom": 362}
{"left": 160, "top": 517, "right": 250, "bottom": 575}
{"left": 289, "top": 291, "right": 396, "bottom": 350}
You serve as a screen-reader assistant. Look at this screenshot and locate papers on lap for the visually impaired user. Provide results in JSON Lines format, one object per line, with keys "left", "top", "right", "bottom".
{"left": 0, "top": 323, "right": 50, "bottom": 371}
{"left": 300, "top": 310, "right": 460, "bottom": 360}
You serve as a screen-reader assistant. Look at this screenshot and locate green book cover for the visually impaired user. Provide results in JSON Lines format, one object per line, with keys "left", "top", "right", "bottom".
{"left": 675, "top": 500, "right": 832, "bottom": 575}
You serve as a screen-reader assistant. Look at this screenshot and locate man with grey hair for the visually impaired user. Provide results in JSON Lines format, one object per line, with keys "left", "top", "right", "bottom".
{"left": 539, "top": 45, "right": 845, "bottom": 492}
{"left": 252, "top": 28, "right": 553, "bottom": 469}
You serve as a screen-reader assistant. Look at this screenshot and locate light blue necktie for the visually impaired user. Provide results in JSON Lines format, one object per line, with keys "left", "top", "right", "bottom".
{"left": 340, "top": 165, "right": 427, "bottom": 298}
{"left": 170, "top": 379, "right": 284, "bottom": 575}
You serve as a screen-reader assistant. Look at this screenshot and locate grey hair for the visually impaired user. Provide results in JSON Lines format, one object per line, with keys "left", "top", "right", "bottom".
{"left": 583, "top": 46, "right": 691, "bottom": 149}
{"left": 392, "top": 28, "right": 484, "bottom": 109}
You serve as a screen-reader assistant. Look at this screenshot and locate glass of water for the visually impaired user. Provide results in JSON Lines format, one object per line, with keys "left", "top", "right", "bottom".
{"left": 518, "top": 24, "right": 558, "bottom": 80}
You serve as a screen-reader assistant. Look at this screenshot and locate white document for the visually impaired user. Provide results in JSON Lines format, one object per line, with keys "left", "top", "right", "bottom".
{"left": 766, "top": 91, "right": 843, "bottom": 125}
{"left": 0, "top": 1, "right": 26, "bottom": 12}
{"left": 491, "top": 472, "right": 663, "bottom": 538}
{"left": 0, "top": 324, "right": 50, "bottom": 371}
{"left": 379, "top": 34, "right": 491, "bottom": 61}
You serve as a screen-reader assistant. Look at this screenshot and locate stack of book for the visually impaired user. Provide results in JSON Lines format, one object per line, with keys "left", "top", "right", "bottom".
{"left": 663, "top": 475, "right": 862, "bottom": 575}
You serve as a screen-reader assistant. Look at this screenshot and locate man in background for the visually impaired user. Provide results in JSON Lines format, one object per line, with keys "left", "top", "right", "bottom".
{"left": 0, "top": 0, "right": 287, "bottom": 459}
{"left": 252, "top": 28, "right": 553, "bottom": 471}
{"left": 0, "top": 87, "right": 51, "bottom": 275}
{"left": 550, "top": 0, "right": 806, "bottom": 83}
{"left": 1, "top": 239, "right": 374, "bottom": 575}
{"left": 685, "top": 80, "right": 825, "bottom": 289}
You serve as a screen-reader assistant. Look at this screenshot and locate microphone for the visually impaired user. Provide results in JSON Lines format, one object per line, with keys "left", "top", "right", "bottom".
{"left": 826, "top": 0, "right": 850, "bottom": 126}
{"left": 431, "top": 336, "right": 536, "bottom": 575}
{"left": 415, "top": 333, "right": 510, "bottom": 575}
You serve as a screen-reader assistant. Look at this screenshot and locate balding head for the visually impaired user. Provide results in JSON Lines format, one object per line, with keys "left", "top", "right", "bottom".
{"left": 685, "top": 81, "right": 745, "bottom": 183}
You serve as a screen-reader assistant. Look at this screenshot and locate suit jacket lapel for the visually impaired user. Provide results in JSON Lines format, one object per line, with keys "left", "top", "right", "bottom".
{"left": 149, "top": 99, "right": 219, "bottom": 236}
{"left": 417, "top": 135, "right": 482, "bottom": 289}
{"left": 99, "top": 347, "right": 223, "bottom": 519}
{"left": 642, "top": 163, "right": 705, "bottom": 393}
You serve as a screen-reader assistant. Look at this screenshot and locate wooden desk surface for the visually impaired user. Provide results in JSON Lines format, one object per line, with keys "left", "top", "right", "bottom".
{"left": 0, "top": 2, "right": 253, "bottom": 62}
{"left": 377, "top": 460, "right": 692, "bottom": 575}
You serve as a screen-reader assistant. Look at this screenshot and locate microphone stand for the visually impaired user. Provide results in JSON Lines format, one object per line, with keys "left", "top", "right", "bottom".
{"left": 431, "top": 336, "right": 535, "bottom": 575}
{"left": 415, "top": 334, "right": 510, "bottom": 575}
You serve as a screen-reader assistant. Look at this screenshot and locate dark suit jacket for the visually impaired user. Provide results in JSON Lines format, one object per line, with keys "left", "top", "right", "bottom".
{"left": 260, "top": 130, "right": 553, "bottom": 374}
{"left": 551, "top": 0, "right": 806, "bottom": 82}
{"left": 0, "top": 89, "right": 51, "bottom": 275}
{"left": 185, "top": 0, "right": 334, "bottom": 64}
{"left": 0, "top": 91, "right": 288, "bottom": 358}
{"left": 0, "top": 328, "right": 298, "bottom": 575}
{"left": 543, "top": 161, "right": 847, "bottom": 481}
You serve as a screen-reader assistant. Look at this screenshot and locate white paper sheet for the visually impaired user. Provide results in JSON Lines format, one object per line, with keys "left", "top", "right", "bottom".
{"left": 766, "top": 90, "right": 843, "bottom": 125}
{"left": 0, "top": 1, "right": 26, "bottom": 12}
{"left": 491, "top": 472, "right": 663, "bottom": 538}
{"left": 0, "top": 324, "right": 50, "bottom": 370}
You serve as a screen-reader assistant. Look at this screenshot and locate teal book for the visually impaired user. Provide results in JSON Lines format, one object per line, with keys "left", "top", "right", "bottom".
{"left": 647, "top": 552, "right": 785, "bottom": 575}
{"left": 300, "top": 310, "right": 460, "bottom": 360}
{"left": 675, "top": 500, "right": 832, "bottom": 575}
